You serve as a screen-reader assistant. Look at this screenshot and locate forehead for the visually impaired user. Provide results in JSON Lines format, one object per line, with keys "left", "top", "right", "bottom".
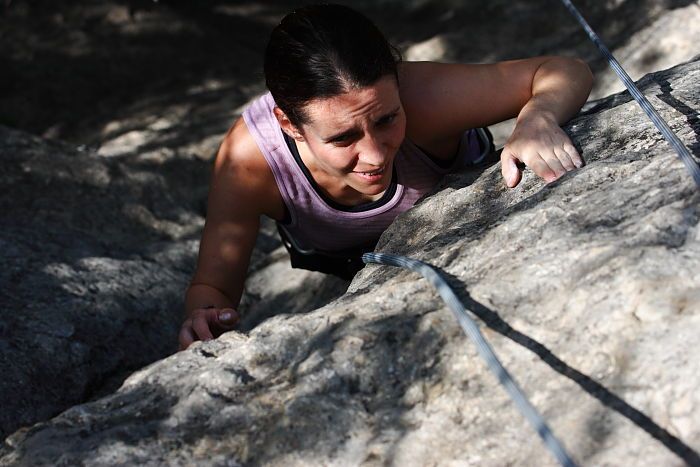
{"left": 302, "top": 76, "right": 400, "bottom": 132}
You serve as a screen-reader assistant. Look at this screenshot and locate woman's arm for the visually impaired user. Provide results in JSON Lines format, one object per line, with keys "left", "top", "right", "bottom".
{"left": 179, "top": 118, "right": 280, "bottom": 350}
{"left": 398, "top": 57, "right": 593, "bottom": 186}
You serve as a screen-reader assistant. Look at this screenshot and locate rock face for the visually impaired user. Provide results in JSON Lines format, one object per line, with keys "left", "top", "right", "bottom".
{"left": 0, "top": 127, "right": 346, "bottom": 441}
{"left": 0, "top": 127, "right": 202, "bottom": 439}
{"left": 2, "top": 57, "right": 698, "bottom": 465}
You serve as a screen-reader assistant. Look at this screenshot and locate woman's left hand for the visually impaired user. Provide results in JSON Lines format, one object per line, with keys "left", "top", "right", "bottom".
{"left": 500, "top": 112, "right": 583, "bottom": 188}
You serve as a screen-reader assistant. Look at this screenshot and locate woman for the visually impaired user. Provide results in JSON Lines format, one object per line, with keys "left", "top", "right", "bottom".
{"left": 179, "top": 4, "right": 593, "bottom": 350}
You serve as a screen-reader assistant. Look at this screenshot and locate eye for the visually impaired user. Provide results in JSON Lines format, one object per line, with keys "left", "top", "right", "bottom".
{"left": 377, "top": 113, "right": 397, "bottom": 127}
{"left": 331, "top": 134, "right": 351, "bottom": 143}
{"left": 328, "top": 134, "right": 355, "bottom": 148}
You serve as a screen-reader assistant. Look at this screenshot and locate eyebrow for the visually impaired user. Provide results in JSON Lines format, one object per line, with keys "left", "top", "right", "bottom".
{"left": 323, "top": 128, "right": 361, "bottom": 144}
{"left": 323, "top": 106, "right": 401, "bottom": 143}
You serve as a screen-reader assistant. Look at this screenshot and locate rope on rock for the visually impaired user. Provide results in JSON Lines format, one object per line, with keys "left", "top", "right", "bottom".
{"left": 559, "top": 0, "right": 700, "bottom": 188}
{"left": 360, "top": 6, "right": 700, "bottom": 463}
{"left": 362, "top": 252, "right": 577, "bottom": 467}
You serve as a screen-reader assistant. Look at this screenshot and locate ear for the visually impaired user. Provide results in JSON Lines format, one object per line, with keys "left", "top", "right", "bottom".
{"left": 273, "top": 107, "right": 305, "bottom": 142}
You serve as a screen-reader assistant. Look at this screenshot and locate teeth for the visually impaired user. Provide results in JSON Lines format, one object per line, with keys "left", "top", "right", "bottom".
{"left": 362, "top": 168, "right": 383, "bottom": 175}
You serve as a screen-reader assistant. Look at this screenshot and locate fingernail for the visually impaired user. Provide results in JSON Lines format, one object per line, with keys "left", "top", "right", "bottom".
{"left": 220, "top": 311, "right": 232, "bottom": 321}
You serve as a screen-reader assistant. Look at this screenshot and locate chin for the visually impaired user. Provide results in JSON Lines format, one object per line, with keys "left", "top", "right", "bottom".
{"left": 351, "top": 171, "right": 391, "bottom": 194}
{"left": 362, "top": 185, "right": 388, "bottom": 196}
{"left": 351, "top": 161, "right": 394, "bottom": 192}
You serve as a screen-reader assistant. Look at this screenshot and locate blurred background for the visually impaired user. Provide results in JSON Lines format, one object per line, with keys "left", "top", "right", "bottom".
{"left": 1, "top": 0, "right": 698, "bottom": 155}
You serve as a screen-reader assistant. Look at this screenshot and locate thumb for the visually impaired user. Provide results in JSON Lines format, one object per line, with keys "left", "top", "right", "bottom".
{"left": 217, "top": 308, "right": 240, "bottom": 328}
{"left": 500, "top": 148, "right": 522, "bottom": 188}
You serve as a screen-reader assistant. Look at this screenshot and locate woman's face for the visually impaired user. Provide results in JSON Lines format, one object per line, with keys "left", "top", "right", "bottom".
{"left": 297, "top": 75, "right": 406, "bottom": 198}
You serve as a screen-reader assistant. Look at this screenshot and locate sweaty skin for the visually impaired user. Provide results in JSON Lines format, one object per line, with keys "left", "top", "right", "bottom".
{"left": 179, "top": 57, "right": 593, "bottom": 350}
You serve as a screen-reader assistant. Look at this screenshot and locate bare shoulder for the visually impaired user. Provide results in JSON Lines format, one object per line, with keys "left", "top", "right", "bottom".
{"left": 210, "top": 117, "right": 285, "bottom": 221}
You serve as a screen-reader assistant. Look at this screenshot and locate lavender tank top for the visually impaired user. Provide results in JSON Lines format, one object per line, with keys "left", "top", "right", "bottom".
{"left": 242, "top": 92, "right": 483, "bottom": 252}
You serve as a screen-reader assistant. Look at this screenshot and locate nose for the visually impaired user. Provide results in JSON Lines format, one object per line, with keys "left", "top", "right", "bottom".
{"left": 357, "top": 132, "right": 387, "bottom": 168}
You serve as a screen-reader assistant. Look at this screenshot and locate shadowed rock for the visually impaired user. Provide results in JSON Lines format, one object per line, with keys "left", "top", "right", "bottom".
{"left": 0, "top": 127, "right": 202, "bottom": 439}
{"left": 2, "top": 58, "right": 698, "bottom": 466}
{"left": 0, "top": 127, "right": 346, "bottom": 441}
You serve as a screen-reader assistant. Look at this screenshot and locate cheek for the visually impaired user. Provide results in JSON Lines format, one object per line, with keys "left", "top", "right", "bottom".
{"left": 384, "top": 132, "right": 404, "bottom": 155}
{"left": 306, "top": 140, "right": 352, "bottom": 171}
{"left": 390, "top": 117, "right": 407, "bottom": 146}
{"left": 391, "top": 127, "right": 405, "bottom": 146}
{"left": 323, "top": 148, "right": 357, "bottom": 172}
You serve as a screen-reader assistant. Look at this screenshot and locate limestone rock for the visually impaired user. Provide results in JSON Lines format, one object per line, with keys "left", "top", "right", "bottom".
{"left": 3, "top": 57, "right": 698, "bottom": 466}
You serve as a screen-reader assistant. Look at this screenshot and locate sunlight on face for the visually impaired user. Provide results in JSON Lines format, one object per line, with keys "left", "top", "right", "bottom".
{"left": 298, "top": 75, "right": 406, "bottom": 199}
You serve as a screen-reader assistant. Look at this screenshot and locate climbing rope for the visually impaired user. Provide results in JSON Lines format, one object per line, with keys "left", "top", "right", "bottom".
{"left": 362, "top": 252, "right": 577, "bottom": 467}
{"left": 359, "top": 5, "right": 700, "bottom": 465}
{"left": 559, "top": 0, "right": 700, "bottom": 188}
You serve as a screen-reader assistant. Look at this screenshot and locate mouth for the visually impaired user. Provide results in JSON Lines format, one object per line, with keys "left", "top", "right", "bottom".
{"left": 353, "top": 166, "right": 385, "bottom": 181}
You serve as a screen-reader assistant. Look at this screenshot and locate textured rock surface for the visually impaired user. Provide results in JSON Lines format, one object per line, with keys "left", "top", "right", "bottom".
{"left": 3, "top": 57, "right": 699, "bottom": 466}
{"left": 2, "top": 0, "right": 700, "bottom": 462}
{"left": 0, "top": 128, "right": 343, "bottom": 440}
{"left": 0, "top": 127, "right": 202, "bottom": 438}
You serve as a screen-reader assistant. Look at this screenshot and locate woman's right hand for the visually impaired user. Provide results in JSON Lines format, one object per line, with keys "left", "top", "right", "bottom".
{"left": 178, "top": 307, "right": 240, "bottom": 351}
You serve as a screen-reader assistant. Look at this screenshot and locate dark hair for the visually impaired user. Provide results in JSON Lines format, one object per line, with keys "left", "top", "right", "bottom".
{"left": 264, "top": 4, "right": 401, "bottom": 128}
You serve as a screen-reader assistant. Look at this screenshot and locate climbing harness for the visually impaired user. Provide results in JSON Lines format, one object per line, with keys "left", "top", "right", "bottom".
{"left": 559, "top": 0, "right": 700, "bottom": 188}
{"left": 362, "top": 252, "right": 577, "bottom": 467}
